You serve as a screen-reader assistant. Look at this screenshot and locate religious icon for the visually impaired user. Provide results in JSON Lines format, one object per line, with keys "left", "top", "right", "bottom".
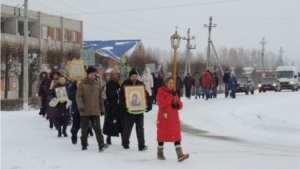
{"left": 124, "top": 85, "right": 147, "bottom": 114}
{"left": 55, "top": 87, "right": 68, "bottom": 103}
{"left": 66, "top": 59, "right": 86, "bottom": 83}
{"left": 131, "top": 94, "right": 141, "bottom": 106}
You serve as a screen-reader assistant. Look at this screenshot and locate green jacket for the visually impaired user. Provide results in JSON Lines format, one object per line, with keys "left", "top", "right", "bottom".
{"left": 76, "top": 77, "right": 105, "bottom": 116}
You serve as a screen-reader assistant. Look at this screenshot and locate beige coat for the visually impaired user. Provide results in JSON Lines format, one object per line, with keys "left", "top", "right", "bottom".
{"left": 76, "top": 77, "right": 105, "bottom": 116}
{"left": 142, "top": 68, "right": 154, "bottom": 96}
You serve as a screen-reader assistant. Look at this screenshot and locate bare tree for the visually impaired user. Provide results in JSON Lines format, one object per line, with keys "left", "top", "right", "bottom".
{"left": 1, "top": 43, "right": 17, "bottom": 99}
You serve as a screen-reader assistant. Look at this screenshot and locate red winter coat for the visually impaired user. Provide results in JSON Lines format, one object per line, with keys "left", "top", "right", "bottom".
{"left": 201, "top": 72, "right": 213, "bottom": 87}
{"left": 156, "top": 85, "right": 183, "bottom": 142}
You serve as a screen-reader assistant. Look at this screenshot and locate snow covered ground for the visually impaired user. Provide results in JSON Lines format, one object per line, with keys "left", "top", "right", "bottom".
{"left": 1, "top": 90, "right": 300, "bottom": 169}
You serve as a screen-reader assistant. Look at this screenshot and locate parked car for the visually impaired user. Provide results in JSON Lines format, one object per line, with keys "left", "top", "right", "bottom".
{"left": 258, "top": 77, "right": 281, "bottom": 92}
{"left": 236, "top": 76, "right": 255, "bottom": 95}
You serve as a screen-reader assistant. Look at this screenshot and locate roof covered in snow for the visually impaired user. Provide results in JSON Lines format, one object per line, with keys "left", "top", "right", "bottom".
{"left": 83, "top": 40, "right": 142, "bottom": 62}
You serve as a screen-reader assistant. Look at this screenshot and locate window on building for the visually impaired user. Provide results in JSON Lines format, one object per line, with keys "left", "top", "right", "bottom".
{"left": 63, "top": 29, "right": 67, "bottom": 41}
{"left": 42, "top": 26, "right": 48, "bottom": 39}
{"left": 98, "top": 57, "right": 103, "bottom": 67}
{"left": 54, "top": 28, "right": 58, "bottom": 40}
{"left": 72, "top": 31, "right": 77, "bottom": 42}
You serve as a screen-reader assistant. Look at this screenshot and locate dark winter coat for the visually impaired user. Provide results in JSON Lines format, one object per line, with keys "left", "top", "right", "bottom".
{"left": 156, "top": 85, "right": 182, "bottom": 142}
{"left": 153, "top": 76, "right": 163, "bottom": 92}
{"left": 183, "top": 76, "right": 193, "bottom": 88}
{"left": 228, "top": 76, "right": 237, "bottom": 92}
{"left": 119, "top": 79, "right": 152, "bottom": 114}
{"left": 103, "top": 80, "right": 122, "bottom": 136}
{"left": 44, "top": 69, "right": 61, "bottom": 117}
{"left": 223, "top": 72, "right": 230, "bottom": 83}
{"left": 176, "top": 76, "right": 183, "bottom": 91}
{"left": 51, "top": 83, "right": 70, "bottom": 118}
{"left": 201, "top": 71, "right": 214, "bottom": 87}
{"left": 214, "top": 76, "right": 219, "bottom": 86}
{"left": 68, "top": 81, "right": 79, "bottom": 113}
{"left": 38, "top": 77, "right": 49, "bottom": 110}
{"left": 76, "top": 77, "right": 105, "bottom": 116}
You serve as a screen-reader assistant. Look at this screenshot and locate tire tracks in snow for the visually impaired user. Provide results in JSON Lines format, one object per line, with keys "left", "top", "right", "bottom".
{"left": 181, "top": 122, "right": 244, "bottom": 142}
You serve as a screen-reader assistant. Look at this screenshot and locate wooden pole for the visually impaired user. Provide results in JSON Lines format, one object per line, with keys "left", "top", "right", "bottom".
{"left": 173, "top": 47, "right": 177, "bottom": 103}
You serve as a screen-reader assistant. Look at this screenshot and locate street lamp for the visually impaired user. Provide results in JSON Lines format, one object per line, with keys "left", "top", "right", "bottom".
{"left": 170, "top": 27, "right": 181, "bottom": 103}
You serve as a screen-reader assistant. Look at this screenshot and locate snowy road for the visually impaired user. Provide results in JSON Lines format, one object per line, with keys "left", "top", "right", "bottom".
{"left": 1, "top": 90, "right": 300, "bottom": 169}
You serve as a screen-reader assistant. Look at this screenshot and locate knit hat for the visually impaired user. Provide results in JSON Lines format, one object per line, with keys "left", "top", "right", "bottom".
{"left": 87, "top": 66, "right": 95, "bottom": 75}
{"left": 195, "top": 72, "right": 198, "bottom": 75}
{"left": 129, "top": 69, "right": 138, "bottom": 77}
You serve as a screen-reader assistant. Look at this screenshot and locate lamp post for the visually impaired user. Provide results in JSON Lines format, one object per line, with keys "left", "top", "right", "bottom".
{"left": 170, "top": 28, "right": 181, "bottom": 103}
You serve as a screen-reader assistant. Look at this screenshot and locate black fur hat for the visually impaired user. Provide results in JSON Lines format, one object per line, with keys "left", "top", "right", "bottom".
{"left": 87, "top": 66, "right": 96, "bottom": 75}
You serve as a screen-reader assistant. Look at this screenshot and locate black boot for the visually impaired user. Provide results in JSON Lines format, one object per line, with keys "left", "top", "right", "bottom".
{"left": 71, "top": 136, "right": 77, "bottom": 144}
{"left": 62, "top": 125, "right": 68, "bottom": 137}
{"left": 39, "top": 108, "right": 43, "bottom": 115}
{"left": 99, "top": 143, "right": 109, "bottom": 152}
{"left": 57, "top": 126, "right": 62, "bottom": 137}
{"left": 139, "top": 145, "right": 148, "bottom": 151}
{"left": 106, "top": 136, "right": 112, "bottom": 145}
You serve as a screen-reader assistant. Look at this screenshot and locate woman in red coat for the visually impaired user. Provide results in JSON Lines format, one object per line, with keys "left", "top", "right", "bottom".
{"left": 156, "top": 76, "right": 189, "bottom": 162}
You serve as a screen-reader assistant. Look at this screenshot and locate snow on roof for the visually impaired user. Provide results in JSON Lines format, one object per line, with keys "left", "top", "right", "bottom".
{"left": 83, "top": 40, "right": 141, "bottom": 62}
{"left": 104, "top": 68, "right": 114, "bottom": 73}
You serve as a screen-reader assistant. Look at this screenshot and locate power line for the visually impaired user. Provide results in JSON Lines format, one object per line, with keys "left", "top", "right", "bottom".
{"left": 63, "top": 0, "right": 240, "bottom": 15}
{"left": 75, "top": 0, "right": 188, "bottom": 29}
{"left": 52, "top": 0, "right": 170, "bottom": 36}
{"left": 214, "top": 17, "right": 300, "bottom": 20}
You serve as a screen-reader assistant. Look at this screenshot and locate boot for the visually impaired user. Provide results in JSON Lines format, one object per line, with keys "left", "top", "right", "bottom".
{"left": 139, "top": 145, "right": 148, "bottom": 151}
{"left": 57, "top": 126, "right": 62, "bottom": 137}
{"left": 175, "top": 145, "right": 189, "bottom": 162}
{"left": 62, "top": 125, "right": 68, "bottom": 137}
{"left": 71, "top": 136, "right": 77, "bottom": 144}
{"left": 99, "top": 143, "right": 109, "bottom": 152}
{"left": 106, "top": 136, "right": 112, "bottom": 145}
{"left": 39, "top": 108, "right": 43, "bottom": 115}
{"left": 157, "top": 146, "right": 166, "bottom": 160}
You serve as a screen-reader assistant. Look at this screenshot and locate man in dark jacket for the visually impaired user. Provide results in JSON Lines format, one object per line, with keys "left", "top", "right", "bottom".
{"left": 76, "top": 66, "right": 108, "bottom": 152}
{"left": 176, "top": 74, "right": 183, "bottom": 99}
{"left": 103, "top": 69, "right": 123, "bottom": 145}
{"left": 153, "top": 73, "right": 163, "bottom": 104}
{"left": 212, "top": 73, "right": 219, "bottom": 98}
{"left": 183, "top": 73, "right": 193, "bottom": 99}
{"left": 223, "top": 69, "right": 230, "bottom": 98}
{"left": 119, "top": 68, "right": 152, "bottom": 151}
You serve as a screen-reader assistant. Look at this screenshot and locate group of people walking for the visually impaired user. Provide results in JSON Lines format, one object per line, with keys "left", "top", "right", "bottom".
{"left": 176, "top": 69, "right": 219, "bottom": 100}
{"left": 36, "top": 66, "right": 189, "bottom": 162}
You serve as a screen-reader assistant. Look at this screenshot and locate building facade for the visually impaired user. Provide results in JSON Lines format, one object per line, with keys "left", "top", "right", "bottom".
{"left": 1, "top": 4, "right": 83, "bottom": 99}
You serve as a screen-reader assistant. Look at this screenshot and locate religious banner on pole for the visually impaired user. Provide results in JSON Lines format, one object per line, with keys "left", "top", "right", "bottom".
{"left": 114, "top": 56, "right": 131, "bottom": 84}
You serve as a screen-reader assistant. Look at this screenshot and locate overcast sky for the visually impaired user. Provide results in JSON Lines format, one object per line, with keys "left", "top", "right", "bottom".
{"left": 2, "top": 0, "right": 300, "bottom": 63}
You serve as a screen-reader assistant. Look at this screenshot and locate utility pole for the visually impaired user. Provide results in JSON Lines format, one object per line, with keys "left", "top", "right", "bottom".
{"left": 260, "top": 37, "right": 267, "bottom": 79}
{"left": 23, "top": 0, "right": 29, "bottom": 111}
{"left": 182, "top": 28, "right": 195, "bottom": 75}
{"left": 279, "top": 47, "right": 284, "bottom": 66}
{"left": 203, "top": 16, "right": 224, "bottom": 75}
{"left": 204, "top": 16, "right": 216, "bottom": 70}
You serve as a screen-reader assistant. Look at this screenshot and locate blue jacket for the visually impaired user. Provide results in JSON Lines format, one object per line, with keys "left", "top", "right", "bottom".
{"left": 228, "top": 77, "right": 237, "bottom": 92}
